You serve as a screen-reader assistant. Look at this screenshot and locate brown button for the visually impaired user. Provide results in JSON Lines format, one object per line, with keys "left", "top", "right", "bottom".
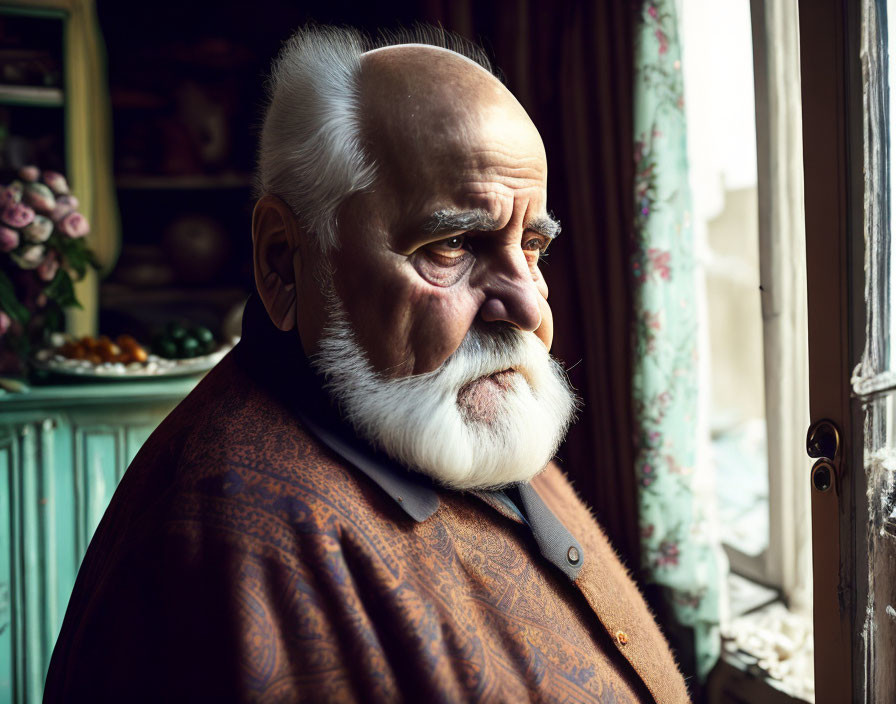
{"left": 567, "top": 546, "right": 580, "bottom": 565}
{"left": 615, "top": 630, "right": 629, "bottom": 645}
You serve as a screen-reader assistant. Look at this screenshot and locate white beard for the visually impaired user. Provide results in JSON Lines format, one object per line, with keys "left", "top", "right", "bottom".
{"left": 310, "top": 290, "right": 578, "bottom": 490}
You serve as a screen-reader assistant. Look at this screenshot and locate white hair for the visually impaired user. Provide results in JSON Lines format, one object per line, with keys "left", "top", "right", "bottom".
{"left": 257, "top": 25, "right": 497, "bottom": 251}
{"left": 258, "top": 27, "right": 374, "bottom": 251}
{"left": 311, "top": 285, "right": 578, "bottom": 490}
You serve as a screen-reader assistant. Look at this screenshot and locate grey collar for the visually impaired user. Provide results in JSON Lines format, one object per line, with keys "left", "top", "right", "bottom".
{"left": 297, "top": 408, "right": 584, "bottom": 581}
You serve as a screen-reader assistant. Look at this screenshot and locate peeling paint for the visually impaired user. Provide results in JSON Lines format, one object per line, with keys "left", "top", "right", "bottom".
{"left": 860, "top": 418, "right": 896, "bottom": 699}
{"left": 865, "top": 447, "right": 896, "bottom": 536}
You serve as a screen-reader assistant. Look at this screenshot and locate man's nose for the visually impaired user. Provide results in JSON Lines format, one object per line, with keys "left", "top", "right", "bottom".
{"left": 478, "top": 253, "right": 542, "bottom": 332}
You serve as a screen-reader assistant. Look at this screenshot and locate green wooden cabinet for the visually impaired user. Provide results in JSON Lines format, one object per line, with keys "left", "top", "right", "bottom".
{"left": 0, "top": 378, "right": 197, "bottom": 704}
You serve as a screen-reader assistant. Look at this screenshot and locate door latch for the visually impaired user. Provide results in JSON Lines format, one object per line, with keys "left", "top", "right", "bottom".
{"left": 806, "top": 419, "right": 840, "bottom": 493}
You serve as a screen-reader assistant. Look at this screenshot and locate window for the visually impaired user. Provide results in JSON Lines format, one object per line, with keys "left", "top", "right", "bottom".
{"left": 682, "top": 0, "right": 813, "bottom": 698}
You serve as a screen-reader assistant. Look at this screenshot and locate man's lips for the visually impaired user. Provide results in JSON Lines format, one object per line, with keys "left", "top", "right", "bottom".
{"left": 485, "top": 369, "right": 517, "bottom": 390}
{"left": 461, "top": 368, "right": 519, "bottom": 393}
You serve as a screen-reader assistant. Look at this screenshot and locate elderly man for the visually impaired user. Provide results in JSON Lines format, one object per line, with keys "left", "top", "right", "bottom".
{"left": 45, "top": 27, "right": 689, "bottom": 703}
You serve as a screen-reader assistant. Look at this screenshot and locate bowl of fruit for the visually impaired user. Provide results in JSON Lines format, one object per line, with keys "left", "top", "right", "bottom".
{"left": 33, "top": 324, "right": 235, "bottom": 379}
{"left": 151, "top": 322, "right": 217, "bottom": 360}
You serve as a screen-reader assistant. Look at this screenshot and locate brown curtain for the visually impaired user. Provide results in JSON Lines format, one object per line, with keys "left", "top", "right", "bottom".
{"left": 422, "top": 0, "right": 641, "bottom": 571}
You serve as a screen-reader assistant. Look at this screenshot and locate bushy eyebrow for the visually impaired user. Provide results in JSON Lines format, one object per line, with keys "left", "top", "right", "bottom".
{"left": 422, "top": 209, "right": 561, "bottom": 239}
{"left": 525, "top": 213, "right": 561, "bottom": 239}
{"left": 422, "top": 209, "right": 498, "bottom": 234}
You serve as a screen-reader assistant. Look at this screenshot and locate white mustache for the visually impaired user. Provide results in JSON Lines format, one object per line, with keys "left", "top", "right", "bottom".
{"left": 419, "top": 323, "right": 541, "bottom": 393}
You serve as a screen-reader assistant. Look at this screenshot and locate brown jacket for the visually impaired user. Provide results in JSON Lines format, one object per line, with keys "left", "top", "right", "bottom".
{"left": 45, "top": 311, "right": 689, "bottom": 703}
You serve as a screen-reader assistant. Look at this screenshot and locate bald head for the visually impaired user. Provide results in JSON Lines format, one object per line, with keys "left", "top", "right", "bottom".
{"left": 359, "top": 43, "right": 530, "bottom": 135}
{"left": 355, "top": 45, "right": 546, "bottom": 221}
{"left": 257, "top": 26, "right": 509, "bottom": 250}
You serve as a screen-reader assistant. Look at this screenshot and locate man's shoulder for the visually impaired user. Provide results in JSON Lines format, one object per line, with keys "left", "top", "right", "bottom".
{"left": 45, "top": 351, "right": 402, "bottom": 702}
{"left": 148, "top": 347, "right": 307, "bottom": 472}
{"left": 109, "top": 348, "right": 386, "bottom": 548}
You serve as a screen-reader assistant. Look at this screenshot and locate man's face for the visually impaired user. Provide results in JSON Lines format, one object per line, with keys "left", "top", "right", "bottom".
{"left": 296, "top": 47, "right": 575, "bottom": 487}
{"left": 324, "top": 47, "right": 555, "bottom": 408}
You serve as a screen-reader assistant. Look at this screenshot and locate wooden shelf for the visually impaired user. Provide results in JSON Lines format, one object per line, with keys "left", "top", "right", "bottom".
{"left": 0, "top": 84, "right": 63, "bottom": 108}
{"left": 115, "top": 173, "right": 253, "bottom": 191}
{"left": 0, "top": 376, "right": 201, "bottom": 408}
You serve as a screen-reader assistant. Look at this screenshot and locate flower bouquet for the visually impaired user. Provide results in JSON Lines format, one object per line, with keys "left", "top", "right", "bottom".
{"left": 0, "top": 166, "right": 97, "bottom": 376}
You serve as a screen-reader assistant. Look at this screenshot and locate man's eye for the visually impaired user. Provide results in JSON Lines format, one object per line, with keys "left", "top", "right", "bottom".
{"left": 428, "top": 235, "right": 468, "bottom": 255}
{"left": 523, "top": 235, "right": 549, "bottom": 253}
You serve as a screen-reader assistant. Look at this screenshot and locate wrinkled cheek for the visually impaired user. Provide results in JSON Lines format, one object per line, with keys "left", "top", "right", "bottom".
{"left": 407, "top": 289, "right": 479, "bottom": 374}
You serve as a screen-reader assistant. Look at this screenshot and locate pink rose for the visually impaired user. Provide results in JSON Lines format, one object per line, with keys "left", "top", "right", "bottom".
{"left": 2, "top": 181, "right": 24, "bottom": 206}
{"left": 50, "top": 201, "right": 74, "bottom": 221}
{"left": 42, "top": 170, "right": 69, "bottom": 195}
{"left": 50, "top": 201, "right": 73, "bottom": 221}
{"left": 58, "top": 211, "right": 89, "bottom": 238}
{"left": 0, "top": 311, "right": 10, "bottom": 337}
{"left": 0, "top": 226, "right": 18, "bottom": 252}
{"left": 1, "top": 201, "right": 35, "bottom": 229}
{"left": 24, "top": 182, "right": 55, "bottom": 214}
{"left": 50, "top": 194, "right": 77, "bottom": 221}
{"left": 0, "top": 187, "right": 16, "bottom": 209}
{"left": 18, "top": 165, "right": 39, "bottom": 182}
{"left": 37, "top": 251, "right": 59, "bottom": 282}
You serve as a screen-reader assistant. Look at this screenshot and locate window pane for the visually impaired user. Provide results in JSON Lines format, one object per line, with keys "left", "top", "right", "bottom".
{"left": 682, "top": 0, "right": 769, "bottom": 559}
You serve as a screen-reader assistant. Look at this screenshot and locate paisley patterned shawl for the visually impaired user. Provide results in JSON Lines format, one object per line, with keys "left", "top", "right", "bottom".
{"left": 43, "top": 304, "right": 690, "bottom": 703}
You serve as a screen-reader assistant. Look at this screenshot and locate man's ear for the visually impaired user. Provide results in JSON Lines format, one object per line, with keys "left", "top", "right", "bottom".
{"left": 252, "top": 194, "right": 304, "bottom": 331}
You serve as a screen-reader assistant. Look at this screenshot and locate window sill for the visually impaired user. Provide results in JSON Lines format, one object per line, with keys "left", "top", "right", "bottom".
{"left": 710, "top": 599, "right": 814, "bottom": 704}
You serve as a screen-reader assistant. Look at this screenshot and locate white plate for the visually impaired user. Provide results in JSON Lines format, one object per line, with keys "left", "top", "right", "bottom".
{"left": 32, "top": 341, "right": 236, "bottom": 380}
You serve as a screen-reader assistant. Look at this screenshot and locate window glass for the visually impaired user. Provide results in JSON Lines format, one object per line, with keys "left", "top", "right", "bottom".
{"left": 681, "top": 0, "right": 768, "bottom": 559}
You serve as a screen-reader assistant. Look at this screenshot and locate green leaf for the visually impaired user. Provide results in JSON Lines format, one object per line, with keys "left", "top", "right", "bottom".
{"left": 44, "top": 269, "right": 81, "bottom": 309}
{"left": 0, "top": 270, "right": 30, "bottom": 324}
{"left": 50, "top": 233, "right": 98, "bottom": 280}
{"left": 42, "top": 305, "right": 64, "bottom": 335}
{"left": 68, "top": 252, "right": 88, "bottom": 279}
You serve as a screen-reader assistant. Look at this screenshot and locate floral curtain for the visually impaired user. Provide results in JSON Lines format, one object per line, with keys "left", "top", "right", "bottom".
{"left": 632, "top": 0, "right": 723, "bottom": 681}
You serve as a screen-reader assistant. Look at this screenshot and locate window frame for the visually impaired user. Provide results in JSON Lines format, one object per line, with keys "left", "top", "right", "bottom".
{"left": 798, "top": 0, "right": 866, "bottom": 700}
